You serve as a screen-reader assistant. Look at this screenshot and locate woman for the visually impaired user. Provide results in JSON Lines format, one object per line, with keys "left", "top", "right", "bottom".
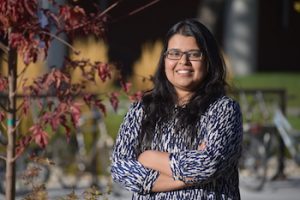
{"left": 111, "top": 18, "right": 243, "bottom": 200}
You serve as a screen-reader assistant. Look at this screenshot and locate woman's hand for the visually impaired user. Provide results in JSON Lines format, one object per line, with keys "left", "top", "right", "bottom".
{"left": 198, "top": 141, "right": 206, "bottom": 150}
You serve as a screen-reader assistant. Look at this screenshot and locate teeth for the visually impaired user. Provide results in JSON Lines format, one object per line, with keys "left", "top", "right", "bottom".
{"left": 176, "top": 70, "right": 192, "bottom": 74}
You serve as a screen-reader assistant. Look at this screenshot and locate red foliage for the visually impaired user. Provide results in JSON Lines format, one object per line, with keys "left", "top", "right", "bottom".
{"left": 29, "top": 125, "right": 48, "bottom": 148}
{"left": 0, "top": 0, "right": 147, "bottom": 151}
{"left": 108, "top": 92, "right": 119, "bottom": 112}
{"left": 83, "top": 94, "right": 107, "bottom": 115}
{"left": 0, "top": 73, "right": 8, "bottom": 91}
{"left": 129, "top": 91, "right": 143, "bottom": 102}
{"left": 120, "top": 79, "right": 132, "bottom": 93}
{"left": 0, "top": 1, "right": 160, "bottom": 198}
{"left": 16, "top": 135, "right": 33, "bottom": 156}
{"left": 0, "top": 111, "right": 5, "bottom": 121}
{"left": 69, "top": 102, "right": 81, "bottom": 127}
{"left": 56, "top": 4, "right": 107, "bottom": 36}
{"left": 0, "top": 0, "right": 107, "bottom": 64}
{"left": 97, "top": 62, "right": 111, "bottom": 82}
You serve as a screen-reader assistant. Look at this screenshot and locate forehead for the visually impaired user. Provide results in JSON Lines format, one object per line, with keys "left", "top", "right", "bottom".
{"left": 167, "top": 34, "right": 200, "bottom": 50}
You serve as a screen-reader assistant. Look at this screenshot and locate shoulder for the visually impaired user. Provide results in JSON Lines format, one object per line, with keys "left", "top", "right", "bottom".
{"left": 207, "top": 96, "right": 241, "bottom": 114}
{"left": 126, "top": 100, "right": 144, "bottom": 116}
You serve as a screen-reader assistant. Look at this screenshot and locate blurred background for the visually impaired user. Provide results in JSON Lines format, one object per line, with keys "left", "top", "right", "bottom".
{"left": 1, "top": 0, "right": 300, "bottom": 199}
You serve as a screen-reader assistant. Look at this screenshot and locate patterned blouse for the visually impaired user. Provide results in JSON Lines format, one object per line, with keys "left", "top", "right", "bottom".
{"left": 111, "top": 96, "right": 243, "bottom": 200}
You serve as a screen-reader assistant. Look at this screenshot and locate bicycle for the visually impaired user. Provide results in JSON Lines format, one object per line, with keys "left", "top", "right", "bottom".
{"left": 237, "top": 91, "right": 271, "bottom": 191}
{"left": 50, "top": 106, "right": 114, "bottom": 189}
{"left": 237, "top": 89, "right": 300, "bottom": 191}
{"left": 272, "top": 108, "right": 300, "bottom": 165}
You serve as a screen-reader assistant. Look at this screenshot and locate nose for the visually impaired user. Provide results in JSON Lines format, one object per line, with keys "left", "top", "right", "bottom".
{"left": 178, "top": 53, "right": 188, "bottom": 65}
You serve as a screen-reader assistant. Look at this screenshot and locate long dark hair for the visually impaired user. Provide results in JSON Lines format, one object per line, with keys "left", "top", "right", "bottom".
{"left": 139, "top": 18, "right": 228, "bottom": 152}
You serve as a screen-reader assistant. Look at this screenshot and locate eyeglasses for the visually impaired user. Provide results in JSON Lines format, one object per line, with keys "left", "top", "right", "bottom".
{"left": 164, "top": 49, "right": 203, "bottom": 61}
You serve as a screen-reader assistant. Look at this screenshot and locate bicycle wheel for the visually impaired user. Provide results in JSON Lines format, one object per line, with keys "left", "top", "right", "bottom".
{"left": 239, "top": 134, "right": 267, "bottom": 191}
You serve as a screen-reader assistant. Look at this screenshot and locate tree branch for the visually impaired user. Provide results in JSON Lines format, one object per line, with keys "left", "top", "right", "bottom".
{"left": 40, "top": 31, "right": 80, "bottom": 54}
{"left": 17, "top": 65, "right": 28, "bottom": 79}
{"left": 0, "top": 41, "right": 8, "bottom": 54}
{"left": 0, "top": 155, "right": 6, "bottom": 161}
{"left": 128, "top": 0, "right": 161, "bottom": 16}
{"left": 70, "top": 1, "right": 121, "bottom": 32}
{"left": 16, "top": 101, "right": 24, "bottom": 112}
{"left": 0, "top": 121, "right": 7, "bottom": 131}
{"left": 96, "top": 0, "right": 121, "bottom": 19}
{"left": 111, "top": 0, "right": 161, "bottom": 23}
{"left": 0, "top": 102, "right": 8, "bottom": 112}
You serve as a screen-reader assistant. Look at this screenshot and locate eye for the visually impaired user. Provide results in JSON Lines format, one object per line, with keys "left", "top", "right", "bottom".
{"left": 188, "top": 51, "right": 202, "bottom": 58}
{"left": 169, "top": 50, "right": 181, "bottom": 57}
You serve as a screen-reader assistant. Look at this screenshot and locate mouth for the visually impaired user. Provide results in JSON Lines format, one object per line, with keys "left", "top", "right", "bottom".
{"left": 175, "top": 69, "right": 194, "bottom": 74}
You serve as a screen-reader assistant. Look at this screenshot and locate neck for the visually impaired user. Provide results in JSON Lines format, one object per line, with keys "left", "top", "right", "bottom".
{"left": 177, "top": 92, "right": 193, "bottom": 106}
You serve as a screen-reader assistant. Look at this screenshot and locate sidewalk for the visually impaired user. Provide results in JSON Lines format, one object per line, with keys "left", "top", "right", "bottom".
{"left": 1, "top": 159, "right": 299, "bottom": 200}
{"left": 1, "top": 177, "right": 299, "bottom": 200}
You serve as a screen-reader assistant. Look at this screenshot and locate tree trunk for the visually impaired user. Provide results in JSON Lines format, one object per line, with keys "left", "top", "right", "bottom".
{"left": 5, "top": 45, "right": 17, "bottom": 200}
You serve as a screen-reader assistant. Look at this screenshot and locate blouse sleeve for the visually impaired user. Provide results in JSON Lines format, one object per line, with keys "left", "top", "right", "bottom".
{"left": 169, "top": 97, "right": 243, "bottom": 184}
{"left": 110, "top": 101, "right": 159, "bottom": 194}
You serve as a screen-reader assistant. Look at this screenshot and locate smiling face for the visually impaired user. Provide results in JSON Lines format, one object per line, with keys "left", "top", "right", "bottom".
{"left": 164, "top": 34, "right": 207, "bottom": 101}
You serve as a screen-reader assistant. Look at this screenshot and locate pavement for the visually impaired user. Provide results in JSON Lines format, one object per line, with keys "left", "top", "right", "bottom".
{"left": 1, "top": 176, "right": 298, "bottom": 200}
{"left": 240, "top": 176, "right": 300, "bottom": 200}
{"left": 43, "top": 177, "right": 300, "bottom": 200}
{"left": 1, "top": 160, "right": 300, "bottom": 200}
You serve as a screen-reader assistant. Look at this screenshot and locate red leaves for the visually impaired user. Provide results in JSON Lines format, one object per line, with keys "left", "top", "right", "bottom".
{"left": 0, "top": 0, "right": 38, "bottom": 29}
{"left": 9, "top": 32, "right": 42, "bottom": 65}
{"left": 26, "top": 101, "right": 82, "bottom": 145}
{"left": 21, "top": 98, "right": 30, "bottom": 116}
{"left": 25, "top": 68, "right": 73, "bottom": 98}
{"left": 83, "top": 94, "right": 106, "bottom": 115}
{"left": 97, "top": 63, "right": 111, "bottom": 82}
{"left": 129, "top": 91, "right": 143, "bottom": 102}
{"left": 0, "top": 0, "right": 41, "bottom": 64}
{"left": 29, "top": 125, "right": 48, "bottom": 149}
{"left": 59, "top": 5, "right": 86, "bottom": 31}
{"left": 70, "top": 103, "right": 81, "bottom": 127}
{"left": 43, "top": 101, "right": 81, "bottom": 130}
{"left": 16, "top": 135, "right": 33, "bottom": 156}
{"left": 120, "top": 79, "right": 132, "bottom": 93}
{"left": 44, "top": 68, "right": 71, "bottom": 92}
{"left": 0, "top": 111, "right": 5, "bottom": 121}
{"left": 109, "top": 92, "right": 119, "bottom": 112}
{"left": 0, "top": 73, "right": 8, "bottom": 121}
{"left": 0, "top": 73, "right": 8, "bottom": 91}
{"left": 57, "top": 4, "right": 108, "bottom": 36}
{"left": 1, "top": 0, "right": 108, "bottom": 65}
{"left": 0, "top": 0, "right": 146, "bottom": 153}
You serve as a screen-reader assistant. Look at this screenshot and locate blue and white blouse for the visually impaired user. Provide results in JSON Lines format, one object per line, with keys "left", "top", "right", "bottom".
{"left": 111, "top": 96, "right": 243, "bottom": 200}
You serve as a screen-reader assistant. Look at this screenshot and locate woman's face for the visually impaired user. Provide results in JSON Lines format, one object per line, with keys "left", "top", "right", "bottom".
{"left": 164, "top": 34, "right": 207, "bottom": 99}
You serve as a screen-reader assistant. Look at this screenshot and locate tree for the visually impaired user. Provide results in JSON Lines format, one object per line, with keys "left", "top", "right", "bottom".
{"left": 0, "top": 0, "right": 158, "bottom": 199}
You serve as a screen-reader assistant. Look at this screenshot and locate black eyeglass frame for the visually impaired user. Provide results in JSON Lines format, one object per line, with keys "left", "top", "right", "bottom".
{"left": 164, "top": 49, "right": 203, "bottom": 61}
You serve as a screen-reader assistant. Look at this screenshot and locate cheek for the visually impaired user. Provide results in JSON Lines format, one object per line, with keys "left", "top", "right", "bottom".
{"left": 196, "top": 63, "right": 207, "bottom": 76}
{"left": 164, "top": 59, "right": 176, "bottom": 69}
{"left": 164, "top": 67, "right": 173, "bottom": 81}
{"left": 164, "top": 60, "right": 176, "bottom": 74}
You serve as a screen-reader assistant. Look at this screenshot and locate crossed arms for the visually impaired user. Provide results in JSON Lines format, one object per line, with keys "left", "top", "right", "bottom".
{"left": 111, "top": 100, "right": 242, "bottom": 194}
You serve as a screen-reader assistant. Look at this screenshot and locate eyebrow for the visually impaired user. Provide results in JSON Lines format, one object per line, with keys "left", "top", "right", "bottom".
{"left": 167, "top": 48, "right": 201, "bottom": 51}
